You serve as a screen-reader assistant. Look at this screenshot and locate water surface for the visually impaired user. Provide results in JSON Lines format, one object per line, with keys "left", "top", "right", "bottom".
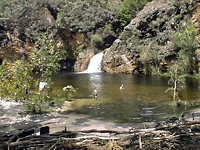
{"left": 54, "top": 72, "right": 200, "bottom": 123}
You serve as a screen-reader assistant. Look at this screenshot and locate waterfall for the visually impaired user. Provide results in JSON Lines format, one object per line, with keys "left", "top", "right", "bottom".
{"left": 82, "top": 52, "right": 104, "bottom": 73}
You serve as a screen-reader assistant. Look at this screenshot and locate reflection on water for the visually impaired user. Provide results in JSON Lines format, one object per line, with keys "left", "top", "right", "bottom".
{"left": 54, "top": 72, "right": 200, "bottom": 123}
{"left": 88, "top": 73, "right": 103, "bottom": 90}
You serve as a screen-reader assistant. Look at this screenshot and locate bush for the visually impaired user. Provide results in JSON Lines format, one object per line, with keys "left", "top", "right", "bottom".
{"left": 174, "top": 23, "right": 197, "bottom": 54}
{"left": 28, "top": 32, "right": 67, "bottom": 81}
{"left": 90, "top": 33, "right": 103, "bottom": 47}
{"left": 0, "top": 32, "right": 77, "bottom": 113}
{"left": 0, "top": 59, "right": 33, "bottom": 101}
{"left": 165, "top": 22, "right": 198, "bottom": 102}
{"left": 0, "top": 0, "right": 28, "bottom": 19}
{"left": 173, "top": 22, "right": 198, "bottom": 73}
{"left": 119, "top": 0, "right": 151, "bottom": 27}
{"left": 105, "top": 24, "right": 113, "bottom": 31}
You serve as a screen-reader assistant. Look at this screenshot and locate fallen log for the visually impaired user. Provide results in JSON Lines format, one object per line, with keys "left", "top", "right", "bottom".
{"left": 2, "top": 121, "right": 200, "bottom": 150}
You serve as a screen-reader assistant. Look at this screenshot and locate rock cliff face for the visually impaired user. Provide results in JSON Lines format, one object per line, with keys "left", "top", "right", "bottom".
{"left": 103, "top": 0, "right": 200, "bottom": 74}
{"left": 0, "top": 0, "right": 121, "bottom": 71}
{"left": 0, "top": 3, "right": 57, "bottom": 61}
{"left": 0, "top": 0, "right": 199, "bottom": 73}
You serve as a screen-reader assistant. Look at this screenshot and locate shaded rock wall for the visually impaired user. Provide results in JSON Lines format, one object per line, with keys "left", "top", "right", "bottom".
{"left": 0, "top": 0, "right": 121, "bottom": 71}
{"left": 0, "top": 2, "right": 59, "bottom": 61}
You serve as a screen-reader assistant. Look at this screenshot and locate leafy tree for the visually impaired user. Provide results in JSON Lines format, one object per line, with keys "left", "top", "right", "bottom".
{"left": 90, "top": 33, "right": 103, "bottom": 48}
{"left": 165, "top": 23, "right": 198, "bottom": 103}
{"left": 0, "top": 32, "right": 77, "bottom": 113}
{"left": 25, "top": 32, "right": 68, "bottom": 113}
{"left": 12, "top": 58, "right": 33, "bottom": 100}
{"left": 0, "top": 59, "right": 33, "bottom": 101}
{"left": 28, "top": 32, "right": 67, "bottom": 81}
{"left": 0, "top": 61, "right": 15, "bottom": 98}
{"left": 173, "top": 23, "right": 198, "bottom": 73}
{"left": 119, "top": 0, "right": 151, "bottom": 27}
{"left": 165, "top": 64, "right": 186, "bottom": 102}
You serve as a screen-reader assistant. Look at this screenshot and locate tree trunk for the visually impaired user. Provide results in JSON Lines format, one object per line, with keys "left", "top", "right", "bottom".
{"left": 173, "top": 79, "right": 177, "bottom": 101}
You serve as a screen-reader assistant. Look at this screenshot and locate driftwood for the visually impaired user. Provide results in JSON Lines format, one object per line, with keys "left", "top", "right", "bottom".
{"left": 1, "top": 120, "right": 200, "bottom": 150}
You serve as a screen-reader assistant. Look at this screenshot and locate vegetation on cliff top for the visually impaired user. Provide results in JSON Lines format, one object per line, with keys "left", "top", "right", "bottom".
{"left": 119, "top": 0, "right": 152, "bottom": 27}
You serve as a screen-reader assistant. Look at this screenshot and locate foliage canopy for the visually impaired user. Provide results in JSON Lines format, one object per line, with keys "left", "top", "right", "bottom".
{"left": 0, "top": 32, "right": 76, "bottom": 113}
{"left": 119, "top": 0, "right": 151, "bottom": 27}
{"left": 165, "top": 23, "right": 198, "bottom": 102}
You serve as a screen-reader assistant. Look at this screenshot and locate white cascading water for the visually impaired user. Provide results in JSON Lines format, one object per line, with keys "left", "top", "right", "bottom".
{"left": 82, "top": 52, "right": 104, "bottom": 73}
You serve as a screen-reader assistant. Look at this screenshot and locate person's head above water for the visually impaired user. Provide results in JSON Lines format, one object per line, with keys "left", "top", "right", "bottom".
{"left": 120, "top": 84, "right": 124, "bottom": 90}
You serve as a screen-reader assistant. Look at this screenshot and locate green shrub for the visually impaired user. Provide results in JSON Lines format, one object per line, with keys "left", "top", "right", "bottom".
{"left": 105, "top": 24, "right": 113, "bottom": 31}
{"left": 165, "top": 23, "right": 198, "bottom": 102}
{"left": 0, "top": 32, "right": 77, "bottom": 113}
{"left": 0, "top": 0, "right": 28, "bottom": 19}
{"left": 173, "top": 22, "right": 198, "bottom": 73}
{"left": 105, "top": 0, "right": 122, "bottom": 13}
{"left": 165, "top": 64, "right": 186, "bottom": 102}
{"left": 119, "top": 0, "right": 151, "bottom": 27}
{"left": 90, "top": 33, "right": 103, "bottom": 46}
{"left": 174, "top": 23, "right": 197, "bottom": 53}
{"left": 28, "top": 32, "right": 67, "bottom": 81}
{"left": 0, "top": 59, "right": 33, "bottom": 101}
{"left": 53, "top": 85, "right": 77, "bottom": 107}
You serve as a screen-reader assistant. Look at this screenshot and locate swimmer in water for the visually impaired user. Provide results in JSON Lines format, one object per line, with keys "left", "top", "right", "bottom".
{"left": 93, "top": 88, "right": 98, "bottom": 99}
{"left": 120, "top": 84, "right": 124, "bottom": 90}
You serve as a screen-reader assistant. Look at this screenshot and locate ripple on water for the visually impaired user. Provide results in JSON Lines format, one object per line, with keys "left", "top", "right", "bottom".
{"left": 142, "top": 107, "right": 156, "bottom": 110}
{"left": 54, "top": 72, "right": 200, "bottom": 123}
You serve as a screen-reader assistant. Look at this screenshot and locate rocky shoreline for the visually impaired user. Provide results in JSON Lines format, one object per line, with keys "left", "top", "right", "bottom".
{"left": 0, "top": 100, "right": 142, "bottom": 134}
{"left": 1, "top": 99, "right": 200, "bottom": 149}
{"left": 1, "top": 99, "right": 200, "bottom": 134}
{"left": 1, "top": 100, "right": 200, "bottom": 149}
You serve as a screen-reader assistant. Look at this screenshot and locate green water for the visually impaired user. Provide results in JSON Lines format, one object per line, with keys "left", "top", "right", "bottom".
{"left": 54, "top": 72, "right": 200, "bottom": 123}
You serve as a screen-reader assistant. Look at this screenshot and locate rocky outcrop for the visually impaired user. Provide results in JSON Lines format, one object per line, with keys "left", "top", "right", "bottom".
{"left": 0, "top": 3, "right": 57, "bottom": 60}
{"left": 103, "top": 39, "right": 137, "bottom": 73}
{"left": 0, "top": 0, "right": 121, "bottom": 71}
{"left": 103, "top": 0, "right": 199, "bottom": 74}
{"left": 1, "top": 0, "right": 199, "bottom": 73}
{"left": 73, "top": 49, "right": 95, "bottom": 72}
